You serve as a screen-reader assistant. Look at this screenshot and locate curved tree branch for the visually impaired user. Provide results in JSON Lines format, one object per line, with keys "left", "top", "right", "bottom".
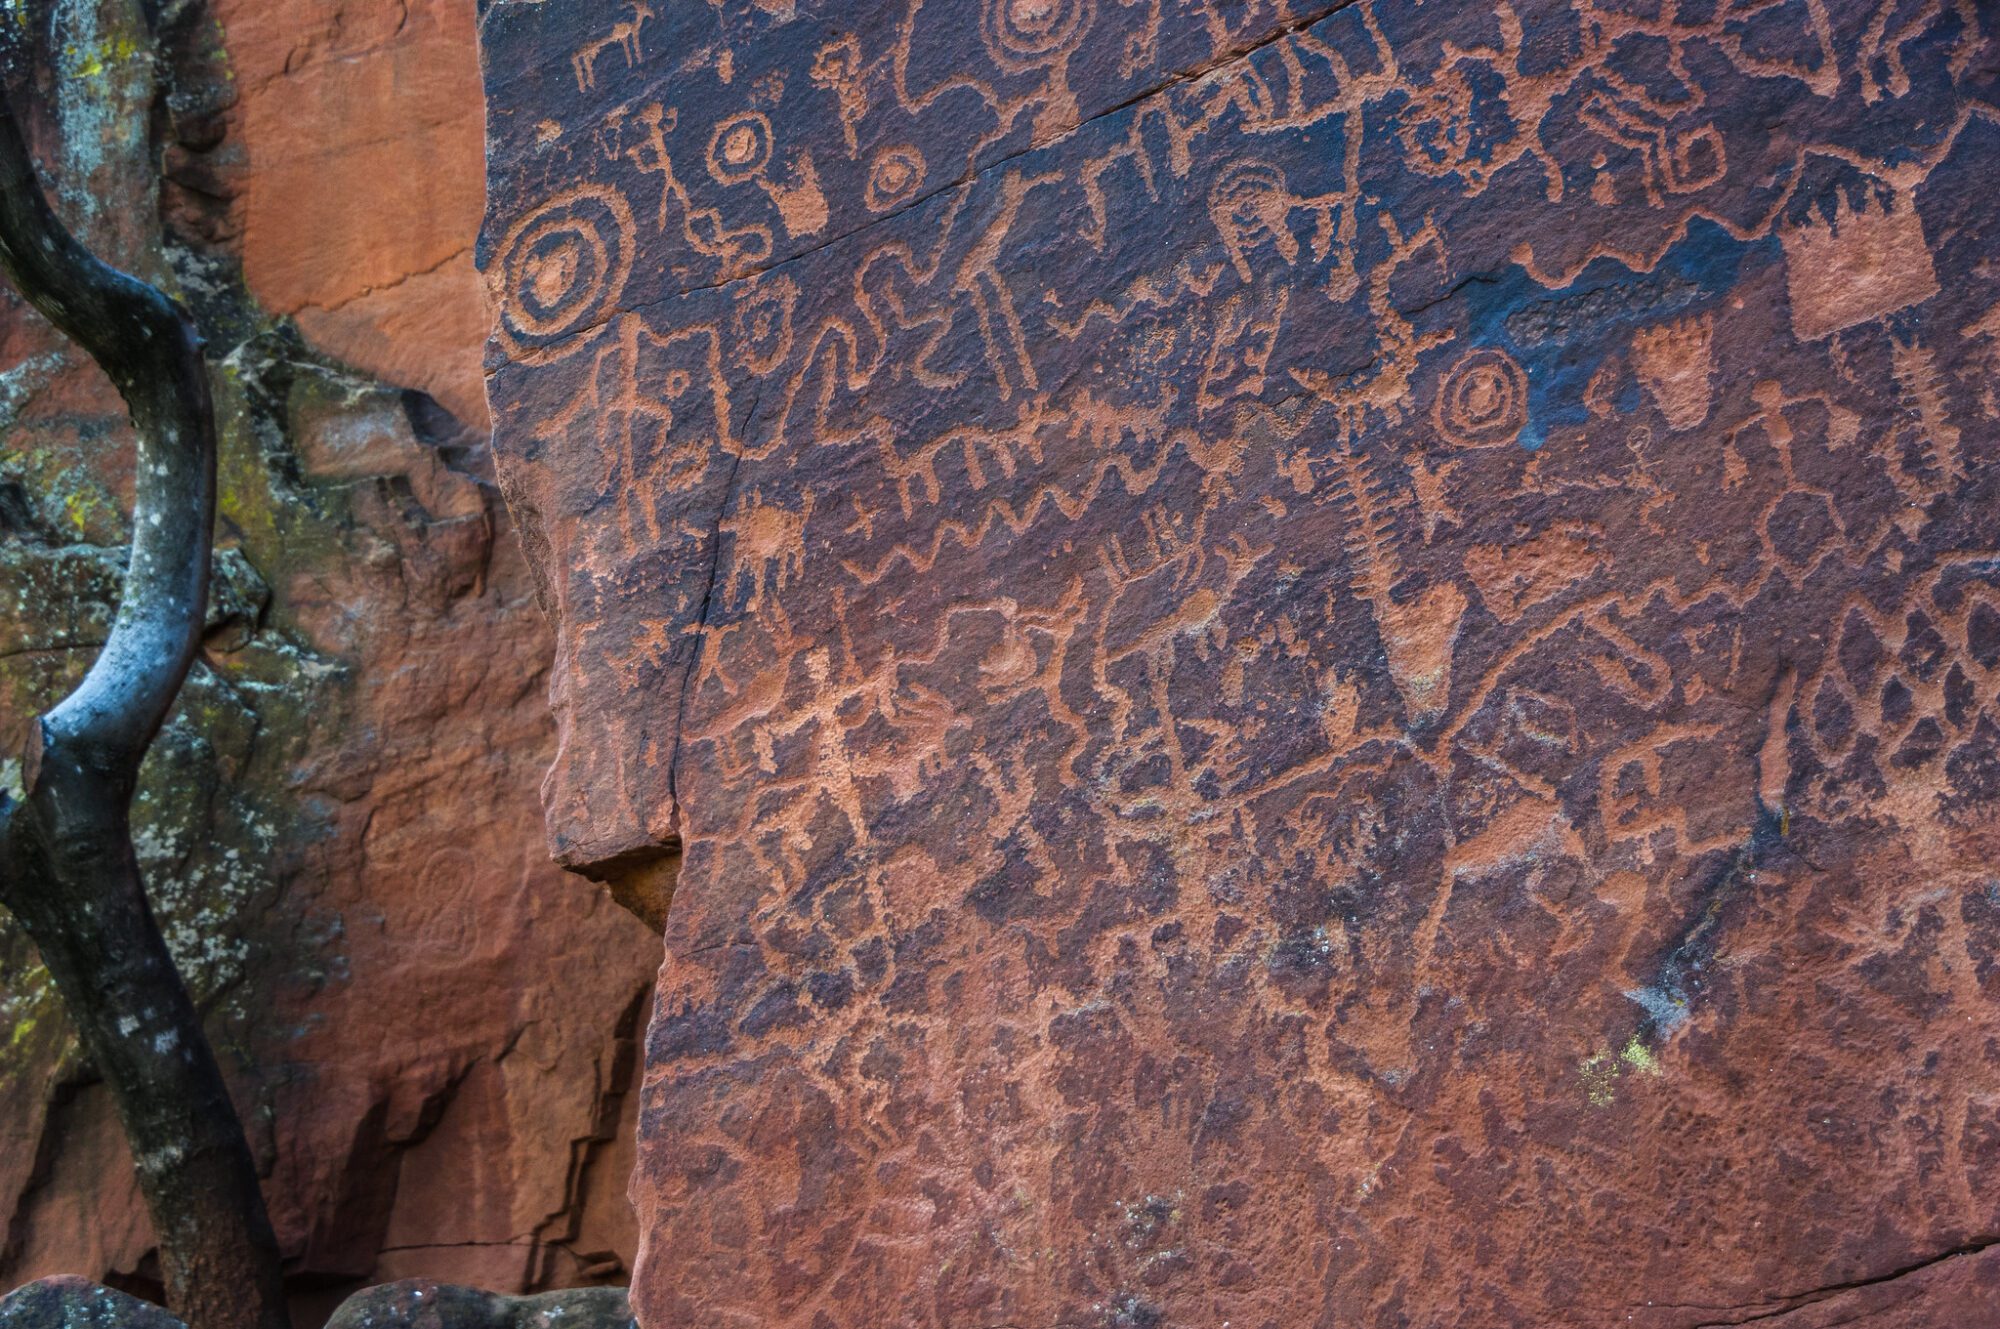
{"left": 0, "top": 75, "right": 213, "bottom": 769}
{"left": 0, "top": 88, "right": 290, "bottom": 1329}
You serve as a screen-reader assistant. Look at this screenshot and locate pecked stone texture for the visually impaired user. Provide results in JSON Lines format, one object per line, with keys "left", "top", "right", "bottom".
{"left": 481, "top": 2, "right": 2000, "bottom": 1326}
{"left": 0, "top": 0, "right": 656, "bottom": 1311}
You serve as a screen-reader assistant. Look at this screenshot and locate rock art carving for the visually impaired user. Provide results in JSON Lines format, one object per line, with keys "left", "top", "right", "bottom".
{"left": 492, "top": 185, "right": 637, "bottom": 362}
{"left": 479, "top": 0, "right": 2000, "bottom": 1323}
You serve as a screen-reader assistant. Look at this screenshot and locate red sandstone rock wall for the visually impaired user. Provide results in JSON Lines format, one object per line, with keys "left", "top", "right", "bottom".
{"left": 481, "top": 1, "right": 2000, "bottom": 1325}
{"left": 0, "top": 0, "right": 655, "bottom": 1314}
{"left": 213, "top": 0, "right": 492, "bottom": 432}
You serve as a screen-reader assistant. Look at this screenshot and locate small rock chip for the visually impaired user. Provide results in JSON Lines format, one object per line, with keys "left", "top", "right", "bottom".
{"left": 325, "top": 1280, "right": 634, "bottom": 1329}
{"left": 0, "top": 1278, "right": 184, "bottom": 1329}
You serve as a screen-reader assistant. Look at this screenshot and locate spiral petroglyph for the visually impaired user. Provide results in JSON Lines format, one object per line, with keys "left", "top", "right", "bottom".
{"left": 479, "top": 0, "right": 2000, "bottom": 1323}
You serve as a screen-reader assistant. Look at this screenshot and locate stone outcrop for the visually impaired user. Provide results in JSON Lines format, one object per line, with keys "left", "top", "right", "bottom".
{"left": 481, "top": 1, "right": 2000, "bottom": 1325}
{"left": 0, "top": 1278, "right": 184, "bottom": 1329}
{"left": 0, "top": 1277, "right": 639, "bottom": 1329}
{"left": 0, "top": 0, "right": 655, "bottom": 1313}
{"left": 208, "top": 0, "right": 492, "bottom": 433}
{"left": 324, "top": 1279, "right": 634, "bottom": 1329}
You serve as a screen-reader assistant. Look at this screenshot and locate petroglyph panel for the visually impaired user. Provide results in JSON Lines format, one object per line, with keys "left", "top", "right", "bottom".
{"left": 479, "top": 1, "right": 2000, "bottom": 1324}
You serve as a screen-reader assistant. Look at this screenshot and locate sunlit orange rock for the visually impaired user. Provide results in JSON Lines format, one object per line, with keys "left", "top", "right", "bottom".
{"left": 215, "top": 0, "right": 491, "bottom": 432}
{"left": 0, "top": 0, "right": 654, "bottom": 1315}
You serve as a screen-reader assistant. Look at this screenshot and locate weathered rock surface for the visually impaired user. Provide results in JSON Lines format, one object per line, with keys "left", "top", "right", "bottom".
{"left": 0, "top": 0, "right": 655, "bottom": 1313}
{"left": 482, "top": 0, "right": 2000, "bottom": 1325}
{"left": 0, "top": 1278, "right": 183, "bottom": 1329}
{"left": 210, "top": 0, "right": 492, "bottom": 432}
{"left": 325, "top": 1279, "right": 634, "bottom": 1329}
{"left": 1725, "top": 1244, "right": 2000, "bottom": 1328}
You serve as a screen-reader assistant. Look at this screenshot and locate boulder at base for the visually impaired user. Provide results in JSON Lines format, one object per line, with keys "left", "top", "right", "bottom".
{"left": 0, "top": 1278, "right": 183, "bottom": 1329}
{"left": 324, "top": 1280, "right": 634, "bottom": 1329}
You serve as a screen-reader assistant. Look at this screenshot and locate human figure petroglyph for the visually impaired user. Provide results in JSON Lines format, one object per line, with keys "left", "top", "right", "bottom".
{"left": 492, "top": 0, "right": 2000, "bottom": 730}
{"left": 477, "top": 3, "right": 2000, "bottom": 1318}
{"left": 491, "top": 6, "right": 1998, "bottom": 700}
{"left": 616, "top": 102, "right": 774, "bottom": 276}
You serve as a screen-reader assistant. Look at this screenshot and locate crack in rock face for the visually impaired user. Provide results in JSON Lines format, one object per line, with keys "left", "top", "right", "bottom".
{"left": 481, "top": 0, "right": 2000, "bottom": 1323}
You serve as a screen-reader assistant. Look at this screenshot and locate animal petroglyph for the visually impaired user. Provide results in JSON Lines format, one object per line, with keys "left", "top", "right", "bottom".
{"left": 479, "top": 0, "right": 2000, "bottom": 1324}
{"left": 571, "top": 1, "right": 652, "bottom": 93}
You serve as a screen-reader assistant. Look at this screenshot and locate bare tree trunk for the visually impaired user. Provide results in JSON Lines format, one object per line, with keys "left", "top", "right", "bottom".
{"left": 0, "top": 89, "right": 290, "bottom": 1329}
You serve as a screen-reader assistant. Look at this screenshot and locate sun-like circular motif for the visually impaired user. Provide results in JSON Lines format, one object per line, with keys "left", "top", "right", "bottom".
{"left": 1433, "top": 347, "right": 1529, "bottom": 448}
{"left": 981, "top": 0, "right": 1093, "bottom": 72}
{"left": 707, "top": 112, "right": 774, "bottom": 185}
{"left": 492, "top": 185, "right": 636, "bottom": 361}
{"left": 865, "top": 146, "right": 927, "bottom": 213}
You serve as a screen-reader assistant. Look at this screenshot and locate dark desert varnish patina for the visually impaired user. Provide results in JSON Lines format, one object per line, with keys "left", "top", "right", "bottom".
{"left": 479, "top": 2, "right": 2000, "bottom": 1325}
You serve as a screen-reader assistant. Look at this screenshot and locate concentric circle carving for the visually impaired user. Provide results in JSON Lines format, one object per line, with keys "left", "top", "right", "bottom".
{"left": 707, "top": 112, "right": 775, "bottom": 185}
{"left": 865, "top": 146, "right": 927, "bottom": 212}
{"left": 981, "top": 0, "right": 1093, "bottom": 72}
{"left": 1433, "top": 347, "right": 1529, "bottom": 448}
{"left": 493, "top": 185, "right": 636, "bottom": 361}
